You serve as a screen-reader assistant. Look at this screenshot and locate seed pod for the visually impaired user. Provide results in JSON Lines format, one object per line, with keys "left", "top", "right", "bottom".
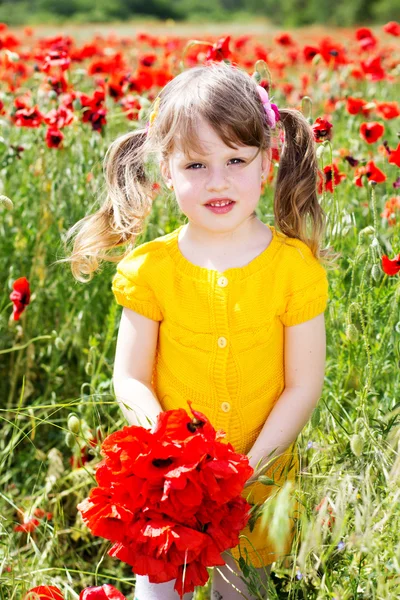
{"left": 65, "top": 432, "right": 76, "bottom": 449}
{"left": 85, "top": 362, "right": 93, "bottom": 376}
{"left": 258, "top": 476, "right": 275, "bottom": 486}
{"left": 72, "top": 97, "right": 82, "bottom": 111}
{"left": 371, "top": 264, "right": 382, "bottom": 282}
{"left": 55, "top": 337, "right": 65, "bottom": 350}
{"left": 346, "top": 324, "right": 358, "bottom": 342}
{"left": 350, "top": 434, "right": 363, "bottom": 457}
{"left": 0, "top": 195, "right": 13, "bottom": 210}
{"left": 67, "top": 414, "right": 80, "bottom": 434}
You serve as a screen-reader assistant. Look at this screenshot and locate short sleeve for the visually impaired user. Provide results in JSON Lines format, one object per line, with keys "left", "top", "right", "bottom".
{"left": 111, "top": 259, "right": 163, "bottom": 322}
{"left": 279, "top": 267, "right": 329, "bottom": 327}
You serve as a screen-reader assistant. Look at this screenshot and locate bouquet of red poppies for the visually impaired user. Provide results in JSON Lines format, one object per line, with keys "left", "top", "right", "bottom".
{"left": 77, "top": 401, "right": 254, "bottom": 598}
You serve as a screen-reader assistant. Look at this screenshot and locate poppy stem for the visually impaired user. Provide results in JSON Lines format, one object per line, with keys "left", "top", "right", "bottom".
{"left": 0, "top": 334, "right": 53, "bottom": 355}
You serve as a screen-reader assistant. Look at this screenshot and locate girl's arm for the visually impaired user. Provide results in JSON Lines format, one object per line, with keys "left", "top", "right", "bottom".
{"left": 113, "top": 306, "right": 163, "bottom": 429}
{"left": 245, "top": 313, "right": 326, "bottom": 485}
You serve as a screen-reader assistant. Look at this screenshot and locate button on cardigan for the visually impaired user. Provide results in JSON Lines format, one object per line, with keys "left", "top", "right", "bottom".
{"left": 112, "top": 222, "right": 329, "bottom": 567}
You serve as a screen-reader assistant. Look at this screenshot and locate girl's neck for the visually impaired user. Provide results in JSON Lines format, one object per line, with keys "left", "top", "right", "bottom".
{"left": 177, "top": 218, "right": 273, "bottom": 271}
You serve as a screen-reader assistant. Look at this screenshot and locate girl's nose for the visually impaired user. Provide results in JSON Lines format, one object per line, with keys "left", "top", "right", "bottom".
{"left": 205, "top": 169, "right": 229, "bottom": 192}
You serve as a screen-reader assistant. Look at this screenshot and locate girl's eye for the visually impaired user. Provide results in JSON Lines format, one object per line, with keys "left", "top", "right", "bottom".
{"left": 186, "top": 159, "right": 244, "bottom": 170}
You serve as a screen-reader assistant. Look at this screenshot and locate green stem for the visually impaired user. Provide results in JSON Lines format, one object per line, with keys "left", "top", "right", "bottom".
{"left": 0, "top": 334, "right": 53, "bottom": 355}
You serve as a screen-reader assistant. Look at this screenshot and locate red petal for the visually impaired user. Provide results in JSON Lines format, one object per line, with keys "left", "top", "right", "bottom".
{"left": 24, "top": 586, "right": 64, "bottom": 600}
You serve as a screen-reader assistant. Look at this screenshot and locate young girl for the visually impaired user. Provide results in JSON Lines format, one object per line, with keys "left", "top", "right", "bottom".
{"left": 67, "top": 60, "right": 334, "bottom": 600}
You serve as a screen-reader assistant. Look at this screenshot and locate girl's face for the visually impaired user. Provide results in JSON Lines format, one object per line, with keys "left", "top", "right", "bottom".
{"left": 160, "top": 116, "right": 271, "bottom": 233}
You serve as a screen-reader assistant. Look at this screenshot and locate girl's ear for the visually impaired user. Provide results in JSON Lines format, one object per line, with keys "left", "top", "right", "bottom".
{"left": 261, "top": 148, "right": 272, "bottom": 176}
{"left": 160, "top": 159, "right": 172, "bottom": 188}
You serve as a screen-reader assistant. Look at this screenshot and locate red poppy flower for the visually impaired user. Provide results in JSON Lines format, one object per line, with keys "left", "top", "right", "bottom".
{"left": 14, "top": 517, "right": 40, "bottom": 533}
{"left": 48, "top": 74, "right": 69, "bottom": 95}
{"left": 45, "top": 127, "right": 64, "bottom": 149}
{"left": 360, "top": 56, "right": 385, "bottom": 81}
{"left": 355, "top": 28, "right": 377, "bottom": 51}
{"left": 79, "top": 584, "right": 127, "bottom": 600}
{"left": 77, "top": 402, "right": 253, "bottom": 598}
{"left": 274, "top": 32, "right": 295, "bottom": 46}
{"left": 315, "top": 496, "right": 336, "bottom": 529}
{"left": 119, "top": 95, "right": 141, "bottom": 121}
{"left": 9, "top": 276, "right": 31, "bottom": 320}
{"left": 375, "top": 101, "right": 400, "bottom": 120}
{"left": 41, "top": 50, "right": 71, "bottom": 73}
{"left": 13, "top": 106, "right": 44, "bottom": 128}
{"left": 205, "top": 36, "right": 231, "bottom": 62}
{"left": 318, "top": 37, "right": 348, "bottom": 68}
{"left": 360, "top": 121, "right": 385, "bottom": 144}
{"left": 24, "top": 586, "right": 64, "bottom": 600}
{"left": 387, "top": 143, "right": 400, "bottom": 168}
{"left": 312, "top": 117, "right": 333, "bottom": 142}
{"left": 302, "top": 45, "right": 319, "bottom": 62}
{"left": 353, "top": 160, "right": 386, "bottom": 187}
{"left": 44, "top": 105, "right": 75, "bottom": 129}
{"left": 318, "top": 163, "right": 346, "bottom": 194}
{"left": 383, "top": 21, "right": 400, "bottom": 36}
{"left": 382, "top": 254, "right": 400, "bottom": 276}
{"left": 346, "top": 97, "right": 371, "bottom": 117}
{"left": 33, "top": 508, "right": 53, "bottom": 520}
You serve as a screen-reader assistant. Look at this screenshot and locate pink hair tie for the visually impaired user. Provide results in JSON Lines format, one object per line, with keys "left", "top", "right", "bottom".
{"left": 256, "top": 84, "right": 280, "bottom": 128}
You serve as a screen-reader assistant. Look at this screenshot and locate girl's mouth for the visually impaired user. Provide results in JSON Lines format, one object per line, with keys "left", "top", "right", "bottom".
{"left": 204, "top": 200, "right": 235, "bottom": 214}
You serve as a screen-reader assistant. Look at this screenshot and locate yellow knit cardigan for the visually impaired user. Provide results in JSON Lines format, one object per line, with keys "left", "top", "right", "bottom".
{"left": 112, "top": 222, "right": 329, "bottom": 567}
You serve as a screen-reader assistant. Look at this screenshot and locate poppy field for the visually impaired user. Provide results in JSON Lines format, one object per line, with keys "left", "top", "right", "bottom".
{"left": 1, "top": 19, "right": 400, "bottom": 600}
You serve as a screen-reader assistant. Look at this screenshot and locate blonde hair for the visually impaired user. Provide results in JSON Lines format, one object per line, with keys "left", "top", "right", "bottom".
{"left": 61, "top": 60, "right": 338, "bottom": 282}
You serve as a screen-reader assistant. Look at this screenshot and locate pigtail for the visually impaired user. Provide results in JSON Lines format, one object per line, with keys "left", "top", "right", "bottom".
{"left": 274, "top": 108, "right": 339, "bottom": 268}
{"left": 59, "top": 128, "right": 157, "bottom": 283}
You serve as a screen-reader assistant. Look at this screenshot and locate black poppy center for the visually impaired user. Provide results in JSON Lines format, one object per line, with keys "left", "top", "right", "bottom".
{"left": 187, "top": 418, "right": 206, "bottom": 433}
{"left": 152, "top": 457, "right": 174, "bottom": 468}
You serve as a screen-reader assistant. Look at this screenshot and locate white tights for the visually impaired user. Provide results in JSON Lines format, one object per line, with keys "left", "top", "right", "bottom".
{"left": 133, "top": 552, "right": 272, "bottom": 600}
{"left": 133, "top": 574, "right": 194, "bottom": 600}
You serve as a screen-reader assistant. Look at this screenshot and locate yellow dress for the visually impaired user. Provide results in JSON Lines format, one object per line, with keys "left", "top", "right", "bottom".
{"left": 111, "top": 223, "right": 329, "bottom": 567}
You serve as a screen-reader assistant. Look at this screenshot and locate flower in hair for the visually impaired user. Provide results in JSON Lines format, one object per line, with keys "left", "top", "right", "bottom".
{"left": 145, "top": 96, "right": 160, "bottom": 133}
{"left": 256, "top": 85, "right": 280, "bottom": 128}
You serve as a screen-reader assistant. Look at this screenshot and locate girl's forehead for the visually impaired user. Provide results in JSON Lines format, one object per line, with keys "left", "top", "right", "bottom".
{"left": 171, "top": 137, "right": 255, "bottom": 161}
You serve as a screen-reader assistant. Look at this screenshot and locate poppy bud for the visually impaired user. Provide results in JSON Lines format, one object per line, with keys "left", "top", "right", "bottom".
{"left": 55, "top": 337, "right": 65, "bottom": 350}
{"left": 5, "top": 50, "right": 20, "bottom": 63}
{"left": 73, "top": 98, "right": 82, "bottom": 111}
{"left": 350, "top": 434, "right": 363, "bottom": 457}
{"left": 65, "top": 432, "right": 76, "bottom": 449}
{"left": 68, "top": 414, "right": 80, "bottom": 434}
{"left": 301, "top": 96, "right": 312, "bottom": 120}
{"left": 0, "top": 195, "right": 13, "bottom": 210}
{"left": 85, "top": 362, "right": 93, "bottom": 376}
{"left": 359, "top": 225, "right": 375, "bottom": 238}
{"left": 346, "top": 324, "right": 359, "bottom": 342}
{"left": 371, "top": 264, "right": 382, "bottom": 282}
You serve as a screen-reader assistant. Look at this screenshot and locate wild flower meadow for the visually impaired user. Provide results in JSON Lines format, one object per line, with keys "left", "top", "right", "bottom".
{"left": 1, "top": 20, "right": 400, "bottom": 600}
